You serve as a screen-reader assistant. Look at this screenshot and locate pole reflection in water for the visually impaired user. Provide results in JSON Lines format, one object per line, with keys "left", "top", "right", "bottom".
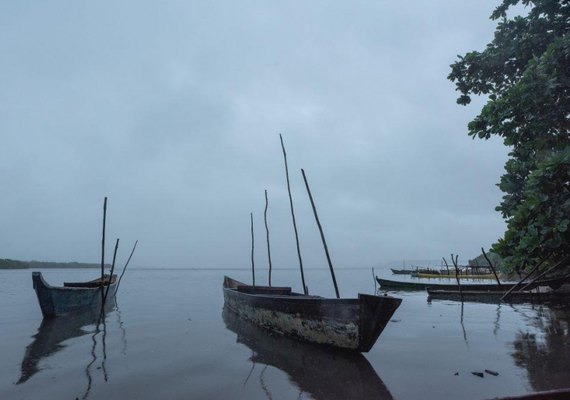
{"left": 222, "top": 306, "right": 394, "bottom": 400}
{"left": 17, "top": 297, "right": 126, "bottom": 400}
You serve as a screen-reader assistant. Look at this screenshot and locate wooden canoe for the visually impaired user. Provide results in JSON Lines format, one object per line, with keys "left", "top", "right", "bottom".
{"left": 427, "top": 288, "right": 570, "bottom": 304}
{"left": 376, "top": 276, "right": 570, "bottom": 292}
{"left": 32, "top": 272, "right": 117, "bottom": 318}
{"left": 223, "top": 276, "right": 401, "bottom": 352}
{"left": 415, "top": 272, "right": 495, "bottom": 279}
{"left": 390, "top": 268, "right": 415, "bottom": 275}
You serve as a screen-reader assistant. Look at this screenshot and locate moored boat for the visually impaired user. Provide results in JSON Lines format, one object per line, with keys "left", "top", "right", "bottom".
{"left": 427, "top": 288, "right": 570, "bottom": 304}
{"left": 223, "top": 276, "right": 402, "bottom": 352}
{"left": 376, "top": 276, "right": 570, "bottom": 292}
{"left": 32, "top": 272, "right": 117, "bottom": 318}
{"left": 390, "top": 268, "right": 415, "bottom": 275}
{"left": 415, "top": 272, "right": 496, "bottom": 279}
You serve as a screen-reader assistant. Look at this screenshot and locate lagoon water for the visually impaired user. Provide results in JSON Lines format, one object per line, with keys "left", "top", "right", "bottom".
{"left": 1, "top": 267, "right": 569, "bottom": 400}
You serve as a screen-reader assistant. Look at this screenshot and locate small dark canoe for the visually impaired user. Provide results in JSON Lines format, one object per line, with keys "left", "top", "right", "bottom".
{"left": 32, "top": 272, "right": 117, "bottom": 318}
{"left": 376, "top": 276, "right": 570, "bottom": 292}
{"left": 427, "top": 288, "right": 570, "bottom": 304}
{"left": 390, "top": 268, "right": 414, "bottom": 275}
{"left": 223, "top": 276, "right": 402, "bottom": 352}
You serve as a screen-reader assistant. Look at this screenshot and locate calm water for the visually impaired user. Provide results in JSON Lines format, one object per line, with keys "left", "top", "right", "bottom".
{"left": 1, "top": 267, "right": 569, "bottom": 400}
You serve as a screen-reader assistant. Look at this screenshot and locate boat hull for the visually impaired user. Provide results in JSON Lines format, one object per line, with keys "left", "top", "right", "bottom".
{"left": 32, "top": 272, "right": 117, "bottom": 318}
{"left": 427, "top": 289, "right": 570, "bottom": 304}
{"left": 223, "top": 276, "right": 401, "bottom": 352}
{"left": 376, "top": 276, "right": 570, "bottom": 292}
{"left": 390, "top": 268, "right": 414, "bottom": 275}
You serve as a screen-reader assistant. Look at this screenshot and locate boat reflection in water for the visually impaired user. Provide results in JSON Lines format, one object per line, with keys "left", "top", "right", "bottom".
{"left": 17, "top": 297, "right": 117, "bottom": 387}
{"left": 222, "top": 307, "right": 394, "bottom": 400}
{"left": 512, "top": 306, "right": 570, "bottom": 392}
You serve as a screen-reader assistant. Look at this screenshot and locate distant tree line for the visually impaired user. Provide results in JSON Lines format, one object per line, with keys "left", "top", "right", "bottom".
{"left": 0, "top": 258, "right": 108, "bottom": 269}
{"left": 468, "top": 252, "right": 503, "bottom": 270}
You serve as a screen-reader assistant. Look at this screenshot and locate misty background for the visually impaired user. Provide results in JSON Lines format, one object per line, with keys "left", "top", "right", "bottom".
{"left": 0, "top": 1, "right": 510, "bottom": 270}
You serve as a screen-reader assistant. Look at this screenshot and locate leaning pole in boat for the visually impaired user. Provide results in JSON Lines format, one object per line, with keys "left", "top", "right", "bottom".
{"left": 264, "top": 190, "right": 273, "bottom": 287}
{"left": 301, "top": 168, "right": 340, "bottom": 299}
{"left": 280, "top": 134, "right": 307, "bottom": 294}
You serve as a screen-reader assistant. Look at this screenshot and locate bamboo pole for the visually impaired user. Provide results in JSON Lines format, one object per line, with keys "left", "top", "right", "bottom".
{"left": 102, "top": 239, "right": 119, "bottom": 310}
{"left": 100, "top": 197, "right": 107, "bottom": 309}
{"left": 501, "top": 259, "right": 541, "bottom": 301}
{"left": 114, "top": 240, "right": 138, "bottom": 298}
{"left": 250, "top": 212, "right": 255, "bottom": 286}
{"left": 482, "top": 247, "right": 502, "bottom": 287}
{"left": 519, "top": 255, "right": 570, "bottom": 292}
{"left": 444, "top": 255, "right": 462, "bottom": 301}
{"left": 301, "top": 168, "right": 340, "bottom": 298}
{"left": 264, "top": 190, "right": 273, "bottom": 286}
{"left": 280, "top": 134, "right": 307, "bottom": 294}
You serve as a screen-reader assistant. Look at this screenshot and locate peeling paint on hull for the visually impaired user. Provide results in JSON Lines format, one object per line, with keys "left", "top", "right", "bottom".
{"left": 223, "top": 276, "right": 402, "bottom": 352}
{"left": 225, "top": 291, "right": 360, "bottom": 349}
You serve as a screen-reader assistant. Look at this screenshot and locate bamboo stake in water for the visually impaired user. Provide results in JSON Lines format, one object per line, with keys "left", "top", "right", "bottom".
{"left": 100, "top": 197, "right": 107, "bottom": 309}
{"left": 280, "top": 134, "right": 307, "bottom": 294}
{"left": 451, "top": 254, "right": 463, "bottom": 301}
{"left": 102, "top": 238, "right": 119, "bottom": 312}
{"left": 250, "top": 212, "right": 255, "bottom": 286}
{"left": 519, "top": 255, "right": 570, "bottom": 292}
{"left": 264, "top": 190, "right": 273, "bottom": 287}
{"left": 301, "top": 168, "right": 340, "bottom": 298}
{"left": 482, "top": 247, "right": 502, "bottom": 287}
{"left": 115, "top": 240, "right": 138, "bottom": 298}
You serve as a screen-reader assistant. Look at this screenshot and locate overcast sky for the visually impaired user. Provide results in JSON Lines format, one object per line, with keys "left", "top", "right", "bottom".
{"left": 0, "top": 1, "right": 511, "bottom": 269}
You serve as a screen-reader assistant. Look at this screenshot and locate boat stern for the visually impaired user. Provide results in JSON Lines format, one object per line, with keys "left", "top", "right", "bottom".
{"left": 357, "top": 294, "right": 402, "bottom": 352}
{"left": 32, "top": 272, "right": 56, "bottom": 318}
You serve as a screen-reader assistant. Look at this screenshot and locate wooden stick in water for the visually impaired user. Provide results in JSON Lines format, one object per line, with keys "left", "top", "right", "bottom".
{"left": 250, "top": 212, "right": 255, "bottom": 287}
{"left": 115, "top": 240, "right": 138, "bottom": 298}
{"left": 482, "top": 247, "right": 502, "bottom": 287}
{"left": 444, "top": 256, "right": 462, "bottom": 301}
{"left": 301, "top": 168, "right": 340, "bottom": 299}
{"left": 100, "top": 197, "right": 107, "bottom": 308}
{"left": 280, "top": 134, "right": 307, "bottom": 294}
{"left": 519, "top": 255, "right": 570, "bottom": 292}
{"left": 264, "top": 190, "right": 273, "bottom": 287}
{"left": 501, "top": 259, "right": 541, "bottom": 301}
{"left": 102, "top": 238, "right": 119, "bottom": 310}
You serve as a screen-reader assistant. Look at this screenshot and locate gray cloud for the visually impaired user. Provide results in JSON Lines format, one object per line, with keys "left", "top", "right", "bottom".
{"left": 0, "top": 1, "right": 509, "bottom": 270}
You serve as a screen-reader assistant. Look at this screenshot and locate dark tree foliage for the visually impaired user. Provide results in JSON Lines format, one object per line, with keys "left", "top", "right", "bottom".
{"left": 448, "top": 0, "right": 570, "bottom": 273}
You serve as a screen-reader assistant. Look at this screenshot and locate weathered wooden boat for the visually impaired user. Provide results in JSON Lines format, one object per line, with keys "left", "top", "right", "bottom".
{"left": 376, "top": 276, "right": 570, "bottom": 292}
{"left": 32, "top": 272, "right": 117, "bottom": 318}
{"left": 377, "top": 277, "right": 503, "bottom": 291}
{"left": 223, "top": 276, "right": 401, "bottom": 352}
{"left": 390, "top": 268, "right": 415, "bottom": 275}
{"left": 222, "top": 306, "right": 394, "bottom": 399}
{"left": 427, "top": 288, "right": 570, "bottom": 304}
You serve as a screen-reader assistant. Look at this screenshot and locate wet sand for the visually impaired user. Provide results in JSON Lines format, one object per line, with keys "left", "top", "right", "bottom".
{"left": 1, "top": 268, "right": 569, "bottom": 399}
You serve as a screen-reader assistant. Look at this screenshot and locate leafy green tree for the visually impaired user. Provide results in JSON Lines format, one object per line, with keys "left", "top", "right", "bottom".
{"left": 448, "top": 0, "right": 570, "bottom": 273}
